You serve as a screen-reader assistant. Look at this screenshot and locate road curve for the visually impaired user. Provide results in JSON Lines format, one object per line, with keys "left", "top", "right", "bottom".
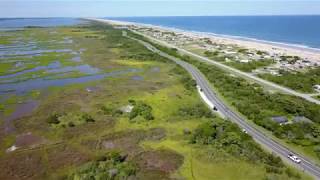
{"left": 129, "top": 30, "right": 320, "bottom": 105}
{"left": 87, "top": 18, "right": 320, "bottom": 178}
{"left": 124, "top": 32, "right": 320, "bottom": 179}
{"left": 87, "top": 18, "right": 320, "bottom": 105}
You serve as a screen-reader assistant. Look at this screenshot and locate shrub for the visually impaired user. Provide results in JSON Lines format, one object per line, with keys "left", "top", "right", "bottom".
{"left": 181, "top": 77, "right": 197, "bottom": 91}
{"left": 47, "top": 113, "right": 61, "bottom": 124}
{"left": 128, "top": 99, "right": 136, "bottom": 105}
{"left": 265, "top": 154, "right": 283, "bottom": 168}
{"left": 68, "top": 122, "right": 75, "bottom": 127}
{"left": 204, "top": 50, "right": 219, "bottom": 57}
{"left": 112, "top": 109, "right": 123, "bottom": 117}
{"left": 69, "top": 150, "right": 136, "bottom": 180}
{"left": 82, "top": 113, "right": 95, "bottom": 122}
{"left": 178, "top": 103, "right": 213, "bottom": 118}
{"left": 191, "top": 118, "right": 285, "bottom": 173}
{"left": 129, "top": 101, "right": 154, "bottom": 121}
{"left": 170, "top": 65, "right": 196, "bottom": 91}
{"left": 259, "top": 67, "right": 320, "bottom": 93}
{"left": 265, "top": 165, "right": 282, "bottom": 174}
{"left": 285, "top": 168, "right": 301, "bottom": 179}
{"left": 191, "top": 121, "right": 217, "bottom": 144}
{"left": 100, "top": 105, "right": 113, "bottom": 115}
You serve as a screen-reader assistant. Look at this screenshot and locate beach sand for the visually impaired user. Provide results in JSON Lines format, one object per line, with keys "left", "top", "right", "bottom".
{"left": 88, "top": 18, "right": 320, "bottom": 63}
{"left": 186, "top": 31, "right": 320, "bottom": 62}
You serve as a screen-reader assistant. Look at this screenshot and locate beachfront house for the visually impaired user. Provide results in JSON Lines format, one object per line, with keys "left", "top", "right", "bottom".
{"left": 293, "top": 116, "right": 313, "bottom": 124}
{"left": 240, "top": 59, "right": 250, "bottom": 63}
{"left": 270, "top": 70, "right": 280, "bottom": 76}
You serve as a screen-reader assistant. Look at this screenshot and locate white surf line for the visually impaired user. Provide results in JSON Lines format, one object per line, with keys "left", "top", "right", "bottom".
{"left": 89, "top": 18, "right": 320, "bottom": 104}
{"left": 129, "top": 29, "right": 320, "bottom": 105}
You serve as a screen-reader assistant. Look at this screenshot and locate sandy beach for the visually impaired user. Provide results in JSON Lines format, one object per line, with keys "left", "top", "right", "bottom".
{"left": 189, "top": 31, "right": 320, "bottom": 62}
{"left": 91, "top": 18, "right": 320, "bottom": 63}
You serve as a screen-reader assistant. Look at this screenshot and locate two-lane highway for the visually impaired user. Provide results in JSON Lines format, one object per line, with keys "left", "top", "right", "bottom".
{"left": 130, "top": 29, "right": 320, "bottom": 105}
{"left": 88, "top": 18, "right": 320, "bottom": 178}
{"left": 88, "top": 18, "right": 320, "bottom": 105}
{"left": 124, "top": 32, "right": 320, "bottom": 179}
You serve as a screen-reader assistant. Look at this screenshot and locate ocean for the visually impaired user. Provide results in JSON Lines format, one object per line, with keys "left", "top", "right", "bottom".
{"left": 107, "top": 16, "right": 320, "bottom": 49}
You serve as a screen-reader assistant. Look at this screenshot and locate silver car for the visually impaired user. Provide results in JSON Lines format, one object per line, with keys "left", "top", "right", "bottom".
{"left": 288, "top": 153, "right": 301, "bottom": 164}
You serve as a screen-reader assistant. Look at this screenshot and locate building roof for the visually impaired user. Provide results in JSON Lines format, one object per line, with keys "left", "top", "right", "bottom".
{"left": 271, "top": 116, "right": 288, "bottom": 124}
{"left": 293, "top": 116, "right": 313, "bottom": 124}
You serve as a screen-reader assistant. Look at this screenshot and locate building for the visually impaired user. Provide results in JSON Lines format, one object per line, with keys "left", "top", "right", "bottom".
{"left": 114, "top": 26, "right": 128, "bottom": 30}
{"left": 270, "top": 70, "right": 279, "bottom": 76}
{"left": 293, "top": 116, "right": 313, "bottom": 124}
{"left": 240, "top": 59, "right": 250, "bottom": 63}
{"left": 271, "top": 116, "right": 288, "bottom": 125}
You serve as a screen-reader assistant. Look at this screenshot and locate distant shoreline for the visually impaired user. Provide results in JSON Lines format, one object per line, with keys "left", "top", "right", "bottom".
{"left": 209, "top": 33, "right": 320, "bottom": 53}
{"left": 90, "top": 18, "right": 320, "bottom": 62}
{"left": 205, "top": 32, "right": 320, "bottom": 53}
{"left": 142, "top": 24, "right": 320, "bottom": 54}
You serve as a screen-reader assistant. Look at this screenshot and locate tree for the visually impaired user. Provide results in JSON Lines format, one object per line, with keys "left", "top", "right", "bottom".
{"left": 220, "top": 132, "right": 241, "bottom": 146}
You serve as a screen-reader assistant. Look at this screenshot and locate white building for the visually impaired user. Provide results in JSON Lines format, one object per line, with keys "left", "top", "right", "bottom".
{"left": 240, "top": 59, "right": 250, "bottom": 63}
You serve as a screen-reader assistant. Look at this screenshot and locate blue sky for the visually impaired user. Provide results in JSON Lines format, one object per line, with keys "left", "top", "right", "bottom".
{"left": 1, "top": 0, "right": 320, "bottom": 17}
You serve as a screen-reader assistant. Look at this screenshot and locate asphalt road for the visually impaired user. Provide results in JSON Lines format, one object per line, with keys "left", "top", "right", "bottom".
{"left": 124, "top": 32, "right": 320, "bottom": 179}
{"left": 88, "top": 18, "right": 320, "bottom": 105}
{"left": 130, "top": 29, "right": 320, "bottom": 105}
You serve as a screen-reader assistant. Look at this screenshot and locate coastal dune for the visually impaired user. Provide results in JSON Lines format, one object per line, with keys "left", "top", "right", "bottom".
{"left": 88, "top": 18, "right": 320, "bottom": 63}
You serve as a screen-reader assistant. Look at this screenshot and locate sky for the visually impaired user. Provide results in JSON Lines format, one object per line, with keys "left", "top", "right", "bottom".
{"left": 1, "top": 0, "right": 320, "bottom": 17}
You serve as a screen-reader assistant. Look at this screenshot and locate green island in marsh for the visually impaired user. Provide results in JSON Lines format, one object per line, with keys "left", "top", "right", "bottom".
{"left": 0, "top": 21, "right": 312, "bottom": 180}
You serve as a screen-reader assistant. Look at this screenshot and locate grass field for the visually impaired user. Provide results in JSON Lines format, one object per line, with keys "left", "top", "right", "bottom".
{"left": 0, "top": 23, "right": 312, "bottom": 179}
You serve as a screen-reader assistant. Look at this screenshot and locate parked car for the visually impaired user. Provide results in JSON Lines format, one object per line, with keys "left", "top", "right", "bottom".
{"left": 288, "top": 153, "right": 301, "bottom": 163}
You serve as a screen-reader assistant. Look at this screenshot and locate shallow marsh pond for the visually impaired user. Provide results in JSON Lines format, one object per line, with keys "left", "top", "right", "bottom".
{"left": 0, "top": 21, "right": 139, "bottom": 132}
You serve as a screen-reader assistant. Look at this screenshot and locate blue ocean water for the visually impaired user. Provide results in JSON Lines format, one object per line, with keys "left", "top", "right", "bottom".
{"left": 107, "top": 16, "right": 320, "bottom": 49}
{"left": 0, "top": 18, "right": 81, "bottom": 28}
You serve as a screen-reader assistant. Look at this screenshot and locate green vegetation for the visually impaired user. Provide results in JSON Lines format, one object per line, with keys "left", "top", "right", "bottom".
{"left": 0, "top": 23, "right": 311, "bottom": 180}
{"left": 99, "top": 104, "right": 123, "bottom": 117}
{"left": 204, "top": 50, "right": 275, "bottom": 72}
{"left": 226, "top": 59, "right": 274, "bottom": 72}
{"left": 131, "top": 32, "right": 320, "bottom": 162}
{"left": 47, "top": 112, "right": 95, "bottom": 128}
{"left": 170, "top": 65, "right": 197, "bottom": 91}
{"left": 178, "top": 103, "right": 213, "bottom": 118}
{"left": 203, "top": 50, "right": 226, "bottom": 62}
{"left": 129, "top": 100, "right": 154, "bottom": 121}
{"left": 191, "top": 117, "right": 301, "bottom": 179}
{"left": 237, "top": 48, "right": 249, "bottom": 54}
{"left": 0, "top": 104, "right": 4, "bottom": 112}
{"left": 69, "top": 151, "right": 136, "bottom": 180}
{"left": 0, "top": 63, "right": 15, "bottom": 75}
{"left": 204, "top": 50, "right": 219, "bottom": 57}
{"left": 280, "top": 55, "right": 301, "bottom": 64}
{"left": 259, "top": 67, "right": 320, "bottom": 93}
{"left": 0, "top": 36, "right": 12, "bottom": 45}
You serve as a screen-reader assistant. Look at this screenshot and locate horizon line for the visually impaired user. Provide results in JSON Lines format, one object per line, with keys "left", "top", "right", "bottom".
{"left": 1, "top": 14, "right": 320, "bottom": 19}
